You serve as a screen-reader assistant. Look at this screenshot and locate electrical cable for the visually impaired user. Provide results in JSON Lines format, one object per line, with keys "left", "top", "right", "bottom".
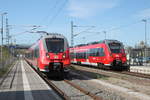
{"left": 48, "top": 0, "right": 68, "bottom": 26}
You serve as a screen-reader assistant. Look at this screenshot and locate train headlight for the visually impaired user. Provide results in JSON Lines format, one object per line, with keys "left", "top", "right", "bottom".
{"left": 63, "top": 53, "right": 66, "bottom": 58}
{"left": 46, "top": 53, "right": 50, "bottom": 58}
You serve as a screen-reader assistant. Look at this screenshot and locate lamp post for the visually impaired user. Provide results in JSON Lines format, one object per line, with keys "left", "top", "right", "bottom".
{"left": 142, "top": 19, "right": 147, "bottom": 65}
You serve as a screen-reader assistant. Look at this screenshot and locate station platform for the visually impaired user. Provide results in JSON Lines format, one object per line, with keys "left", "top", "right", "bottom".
{"left": 0, "top": 60, "right": 61, "bottom": 100}
{"left": 130, "top": 65, "right": 150, "bottom": 74}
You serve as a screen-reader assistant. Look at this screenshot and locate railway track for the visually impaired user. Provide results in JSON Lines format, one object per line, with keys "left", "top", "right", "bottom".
{"left": 49, "top": 78, "right": 103, "bottom": 100}
{"left": 63, "top": 79, "right": 102, "bottom": 100}
{"left": 72, "top": 64, "right": 150, "bottom": 79}
{"left": 26, "top": 60, "right": 103, "bottom": 100}
{"left": 120, "top": 71, "right": 150, "bottom": 79}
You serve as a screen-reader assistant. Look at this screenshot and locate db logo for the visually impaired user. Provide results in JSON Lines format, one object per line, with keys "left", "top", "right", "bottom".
{"left": 116, "top": 55, "right": 119, "bottom": 57}
{"left": 54, "top": 56, "right": 58, "bottom": 59}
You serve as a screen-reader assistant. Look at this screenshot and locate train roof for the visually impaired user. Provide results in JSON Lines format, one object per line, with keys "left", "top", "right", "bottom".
{"left": 33, "top": 33, "right": 68, "bottom": 44}
{"left": 29, "top": 33, "right": 68, "bottom": 50}
{"left": 71, "top": 39, "right": 122, "bottom": 48}
{"left": 41, "top": 33, "right": 66, "bottom": 39}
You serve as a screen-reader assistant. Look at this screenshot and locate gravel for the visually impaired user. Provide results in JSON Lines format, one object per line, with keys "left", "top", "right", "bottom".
{"left": 69, "top": 65, "right": 150, "bottom": 100}
{"left": 50, "top": 79, "right": 92, "bottom": 100}
{"left": 69, "top": 71, "right": 127, "bottom": 100}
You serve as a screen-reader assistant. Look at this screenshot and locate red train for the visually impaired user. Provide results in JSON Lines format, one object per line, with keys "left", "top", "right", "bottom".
{"left": 25, "top": 33, "right": 70, "bottom": 77}
{"left": 70, "top": 40, "right": 129, "bottom": 70}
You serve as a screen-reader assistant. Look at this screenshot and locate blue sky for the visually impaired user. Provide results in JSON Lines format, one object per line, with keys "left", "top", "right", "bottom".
{"left": 0, "top": 0, "right": 150, "bottom": 47}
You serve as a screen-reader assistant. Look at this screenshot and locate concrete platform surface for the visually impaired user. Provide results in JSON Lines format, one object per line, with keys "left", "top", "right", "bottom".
{"left": 130, "top": 65, "right": 150, "bottom": 74}
{"left": 0, "top": 60, "right": 61, "bottom": 100}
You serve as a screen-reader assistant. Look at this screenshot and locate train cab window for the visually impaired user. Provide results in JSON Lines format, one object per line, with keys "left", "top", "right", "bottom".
{"left": 108, "top": 43, "right": 122, "bottom": 53}
{"left": 45, "top": 38, "right": 64, "bottom": 53}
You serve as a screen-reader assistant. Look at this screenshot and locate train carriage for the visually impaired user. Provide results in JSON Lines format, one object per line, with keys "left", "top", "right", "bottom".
{"left": 70, "top": 40, "right": 129, "bottom": 70}
{"left": 25, "top": 33, "right": 70, "bottom": 77}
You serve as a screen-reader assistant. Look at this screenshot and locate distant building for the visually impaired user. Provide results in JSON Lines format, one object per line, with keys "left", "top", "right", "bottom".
{"left": 125, "top": 47, "right": 150, "bottom": 65}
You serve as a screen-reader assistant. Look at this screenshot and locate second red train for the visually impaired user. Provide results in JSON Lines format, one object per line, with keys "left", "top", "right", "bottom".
{"left": 70, "top": 39, "right": 129, "bottom": 70}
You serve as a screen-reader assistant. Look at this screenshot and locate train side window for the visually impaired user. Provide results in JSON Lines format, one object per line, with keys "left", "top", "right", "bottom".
{"left": 94, "top": 48, "right": 98, "bottom": 56}
{"left": 86, "top": 50, "right": 89, "bottom": 58}
{"left": 31, "top": 51, "right": 34, "bottom": 59}
{"left": 36, "top": 46, "right": 39, "bottom": 58}
{"left": 100, "top": 48, "right": 105, "bottom": 56}
{"left": 76, "top": 53, "right": 79, "bottom": 59}
{"left": 70, "top": 53, "right": 73, "bottom": 59}
{"left": 84, "top": 52, "right": 86, "bottom": 58}
{"left": 93, "top": 49, "right": 96, "bottom": 56}
{"left": 95, "top": 48, "right": 99, "bottom": 56}
{"left": 75, "top": 52, "right": 86, "bottom": 59}
{"left": 89, "top": 49, "right": 95, "bottom": 56}
{"left": 74, "top": 53, "right": 76, "bottom": 58}
{"left": 82, "top": 52, "right": 86, "bottom": 59}
{"left": 34, "top": 50, "right": 36, "bottom": 58}
{"left": 92, "top": 49, "right": 95, "bottom": 56}
{"left": 76, "top": 53, "right": 78, "bottom": 58}
{"left": 34, "top": 46, "right": 39, "bottom": 58}
{"left": 89, "top": 49, "right": 92, "bottom": 56}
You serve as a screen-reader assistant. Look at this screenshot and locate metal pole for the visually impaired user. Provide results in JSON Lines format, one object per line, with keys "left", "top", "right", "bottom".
{"left": 144, "top": 20, "right": 147, "bottom": 59}
{"left": 6, "top": 18, "right": 9, "bottom": 46}
{"left": 0, "top": 13, "right": 7, "bottom": 64}
{"left": 2, "top": 15, "right": 4, "bottom": 47}
{"left": 103, "top": 31, "right": 106, "bottom": 40}
{"left": 1, "top": 14, "right": 3, "bottom": 62}
{"left": 142, "top": 19, "right": 147, "bottom": 66}
{"left": 71, "top": 21, "right": 74, "bottom": 47}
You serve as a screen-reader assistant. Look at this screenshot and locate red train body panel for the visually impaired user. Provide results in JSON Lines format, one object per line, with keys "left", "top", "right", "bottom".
{"left": 70, "top": 40, "right": 129, "bottom": 70}
{"left": 25, "top": 34, "right": 70, "bottom": 75}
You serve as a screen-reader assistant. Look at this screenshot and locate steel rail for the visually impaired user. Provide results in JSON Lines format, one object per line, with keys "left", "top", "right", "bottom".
{"left": 121, "top": 71, "right": 150, "bottom": 79}
{"left": 64, "top": 79, "right": 103, "bottom": 100}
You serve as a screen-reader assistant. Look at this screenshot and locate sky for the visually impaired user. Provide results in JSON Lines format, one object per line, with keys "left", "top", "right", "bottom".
{"left": 0, "top": 0, "right": 150, "bottom": 47}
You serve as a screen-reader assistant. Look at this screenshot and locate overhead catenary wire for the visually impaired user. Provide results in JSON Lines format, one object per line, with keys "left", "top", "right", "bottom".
{"left": 74, "top": 26, "right": 95, "bottom": 37}
{"left": 48, "top": 0, "right": 68, "bottom": 26}
{"left": 10, "top": 25, "right": 42, "bottom": 37}
{"left": 73, "top": 18, "right": 150, "bottom": 46}
{"left": 40, "top": 0, "right": 60, "bottom": 24}
{"left": 79, "top": 18, "right": 150, "bottom": 39}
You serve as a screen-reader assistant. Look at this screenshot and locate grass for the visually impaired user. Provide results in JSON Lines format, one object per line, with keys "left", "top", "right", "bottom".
{"left": 0, "top": 64, "right": 10, "bottom": 77}
{"left": 0, "top": 46, "right": 14, "bottom": 77}
{"left": 0, "top": 46, "right": 11, "bottom": 62}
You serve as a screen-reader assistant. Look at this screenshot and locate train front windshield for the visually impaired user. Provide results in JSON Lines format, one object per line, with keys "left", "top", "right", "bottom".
{"left": 46, "top": 38, "right": 64, "bottom": 53}
{"left": 108, "top": 43, "right": 123, "bottom": 53}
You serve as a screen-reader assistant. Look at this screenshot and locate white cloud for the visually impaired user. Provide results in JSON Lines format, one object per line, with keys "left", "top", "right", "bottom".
{"left": 136, "top": 8, "right": 150, "bottom": 19}
{"left": 67, "top": 0, "right": 119, "bottom": 18}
